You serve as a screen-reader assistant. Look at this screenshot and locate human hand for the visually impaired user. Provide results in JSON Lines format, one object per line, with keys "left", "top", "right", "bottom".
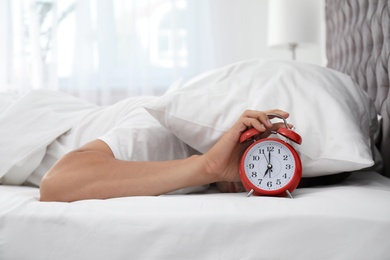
{"left": 201, "top": 109, "right": 290, "bottom": 192}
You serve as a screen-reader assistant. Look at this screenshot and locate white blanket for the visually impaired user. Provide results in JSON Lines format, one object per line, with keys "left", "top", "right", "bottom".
{"left": 0, "top": 90, "right": 96, "bottom": 185}
{"left": 0, "top": 90, "right": 206, "bottom": 194}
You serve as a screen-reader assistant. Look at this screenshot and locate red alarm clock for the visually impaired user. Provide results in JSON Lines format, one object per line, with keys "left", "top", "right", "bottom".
{"left": 239, "top": 113, "right": 302, "bottom": 198}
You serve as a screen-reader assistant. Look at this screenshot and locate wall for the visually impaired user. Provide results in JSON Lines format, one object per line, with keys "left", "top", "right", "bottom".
{"left": 209, "top": 0, "right": 326, "bottom": 68}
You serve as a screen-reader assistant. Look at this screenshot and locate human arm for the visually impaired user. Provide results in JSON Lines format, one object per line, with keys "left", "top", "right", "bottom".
{"left": 39, "top": 109, "right": 289, "bottom": 202}
{"left": 39, "top": 140, "right": 218, "bottom": 202}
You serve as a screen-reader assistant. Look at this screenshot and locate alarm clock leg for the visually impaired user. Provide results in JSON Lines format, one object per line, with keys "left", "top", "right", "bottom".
{"left": 286, "top": 190, "right": 294, "bottom": 199}
{"left": 246, "top": 189, "right": 254, "bottom": 197}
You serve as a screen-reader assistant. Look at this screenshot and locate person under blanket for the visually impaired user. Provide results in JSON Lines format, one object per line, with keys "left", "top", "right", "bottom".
{"left": 39, "top": 109, "right": 289, "bottom": 202}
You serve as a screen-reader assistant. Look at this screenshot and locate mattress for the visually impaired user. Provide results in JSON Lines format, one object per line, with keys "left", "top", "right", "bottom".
{"left": 1, "top": 171, "right": 390, "bottom": 260}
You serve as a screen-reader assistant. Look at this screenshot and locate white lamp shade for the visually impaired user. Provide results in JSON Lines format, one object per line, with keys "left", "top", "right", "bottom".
{"left": 267, "top": 0, "right": 320, "bottom": 48}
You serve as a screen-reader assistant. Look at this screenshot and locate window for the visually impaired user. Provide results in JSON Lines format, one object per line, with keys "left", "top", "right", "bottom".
{"left": 4, "top": 0, "right": 214, "bottom": 102}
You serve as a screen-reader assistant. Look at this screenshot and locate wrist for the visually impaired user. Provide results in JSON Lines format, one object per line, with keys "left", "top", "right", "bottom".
{"left": 190, "top": 154, "right": 222, "bottom": 184}
{"left": 196, "top": 154, "right": 225, "bottom": 183}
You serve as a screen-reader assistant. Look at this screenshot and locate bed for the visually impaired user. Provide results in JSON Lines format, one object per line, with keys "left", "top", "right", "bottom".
{"left": 1, "top": 1, "right": 389, "bottom": 259}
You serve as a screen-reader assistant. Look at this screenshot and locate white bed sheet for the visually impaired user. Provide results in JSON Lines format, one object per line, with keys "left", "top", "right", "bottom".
{"left": 1, "top": 171, "right": 390, "bottom": 260}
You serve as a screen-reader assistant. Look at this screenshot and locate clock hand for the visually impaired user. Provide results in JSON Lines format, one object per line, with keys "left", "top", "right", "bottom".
{"left": 263, "top": 153, "right": 269, "bottom": 164}
{"left": 264, "top": 164, "right": 273, "bottom": 178}
{"left": 268, "top": 151, "right": 271, "bottom": 164}
{"left": 266, "top": 151, "right": 273, "bottom": 178}
{"left": 263, "top": 168, "right": 269, "bottom": 177}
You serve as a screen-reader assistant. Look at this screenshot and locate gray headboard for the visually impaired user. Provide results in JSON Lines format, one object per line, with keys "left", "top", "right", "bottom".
{"left": 325, "top": 0, "right": 390, "bottom": 178}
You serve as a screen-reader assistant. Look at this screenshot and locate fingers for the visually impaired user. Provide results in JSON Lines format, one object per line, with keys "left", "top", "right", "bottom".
{"left": 265, "top": 109, "right": 290, "bottom": 119}
{"left": 270, "top": 122, "right": 294, "bottom": 131}
{"left": 240, "top": 109, "right": 290, "bottom": 132}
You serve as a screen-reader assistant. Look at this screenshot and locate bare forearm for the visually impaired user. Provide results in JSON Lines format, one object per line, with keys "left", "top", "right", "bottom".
{"left": 40, "top": 151, "right": 217, "bottom": 202}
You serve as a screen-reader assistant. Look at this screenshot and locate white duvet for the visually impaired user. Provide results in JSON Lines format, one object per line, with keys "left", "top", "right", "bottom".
{"left": 0, "top": 90, "right": 97, "bottom": 185}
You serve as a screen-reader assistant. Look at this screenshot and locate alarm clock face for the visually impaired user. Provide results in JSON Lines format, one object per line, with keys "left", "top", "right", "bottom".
{"left": 241, "top": 138, "right": 298, "bottom": 194}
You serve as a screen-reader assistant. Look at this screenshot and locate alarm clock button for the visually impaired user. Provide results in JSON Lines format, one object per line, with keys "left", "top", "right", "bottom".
{"left": 239, "top": 128, "right": 261, "bottom": 143}
{"left": 277, "top": 128, "right": 302, "bottom": 144}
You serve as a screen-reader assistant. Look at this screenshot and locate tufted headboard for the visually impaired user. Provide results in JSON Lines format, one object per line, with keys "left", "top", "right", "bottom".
{"left": 325, "top": 0, "right": 390, "bottom": 177}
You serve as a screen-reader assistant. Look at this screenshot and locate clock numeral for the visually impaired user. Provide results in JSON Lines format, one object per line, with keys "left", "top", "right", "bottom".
{"left": 285, "top": 164, "right": 292, "bottom": 170}
{"left": 259, "top": 149, "right": 265, "bottom": 154}
{"left": 267, "top": 181, "right": 272, "bottom": 187}
{"left": 283, "top": 155, "right": 288, "bottom": 160}
{"left": 276, "top": 179, "right": 281, "bottom": 185}
{"left": 258, "top": 179, "right": 263, "bottom": 185}
{"left": 283, "top": 173, "right": 287, "bottom": 179}
{"left": 251, "top": 172, "right": 257, "bottom": 178}
{"left": 252, "top": 155, "right": 260, "bottom": 161}
{"left": 267, "top": 146, "right": 274, "bottom": 152}
{"left": 248, "top": 163, "right": 255, "bottom": 169}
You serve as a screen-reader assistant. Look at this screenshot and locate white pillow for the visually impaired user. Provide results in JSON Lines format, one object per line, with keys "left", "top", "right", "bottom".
{"left": 143, "top": 59, "right": 379, "bottom": 177}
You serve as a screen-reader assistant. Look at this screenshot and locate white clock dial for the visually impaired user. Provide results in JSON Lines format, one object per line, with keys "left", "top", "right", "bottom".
{"left": 243, "top": 140, "right": 295, "bottom": 191}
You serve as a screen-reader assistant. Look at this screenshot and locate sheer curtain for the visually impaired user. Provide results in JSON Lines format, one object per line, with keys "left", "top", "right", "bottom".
{"left": 0, "top": 0, "right": 216, "bottom": 105}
